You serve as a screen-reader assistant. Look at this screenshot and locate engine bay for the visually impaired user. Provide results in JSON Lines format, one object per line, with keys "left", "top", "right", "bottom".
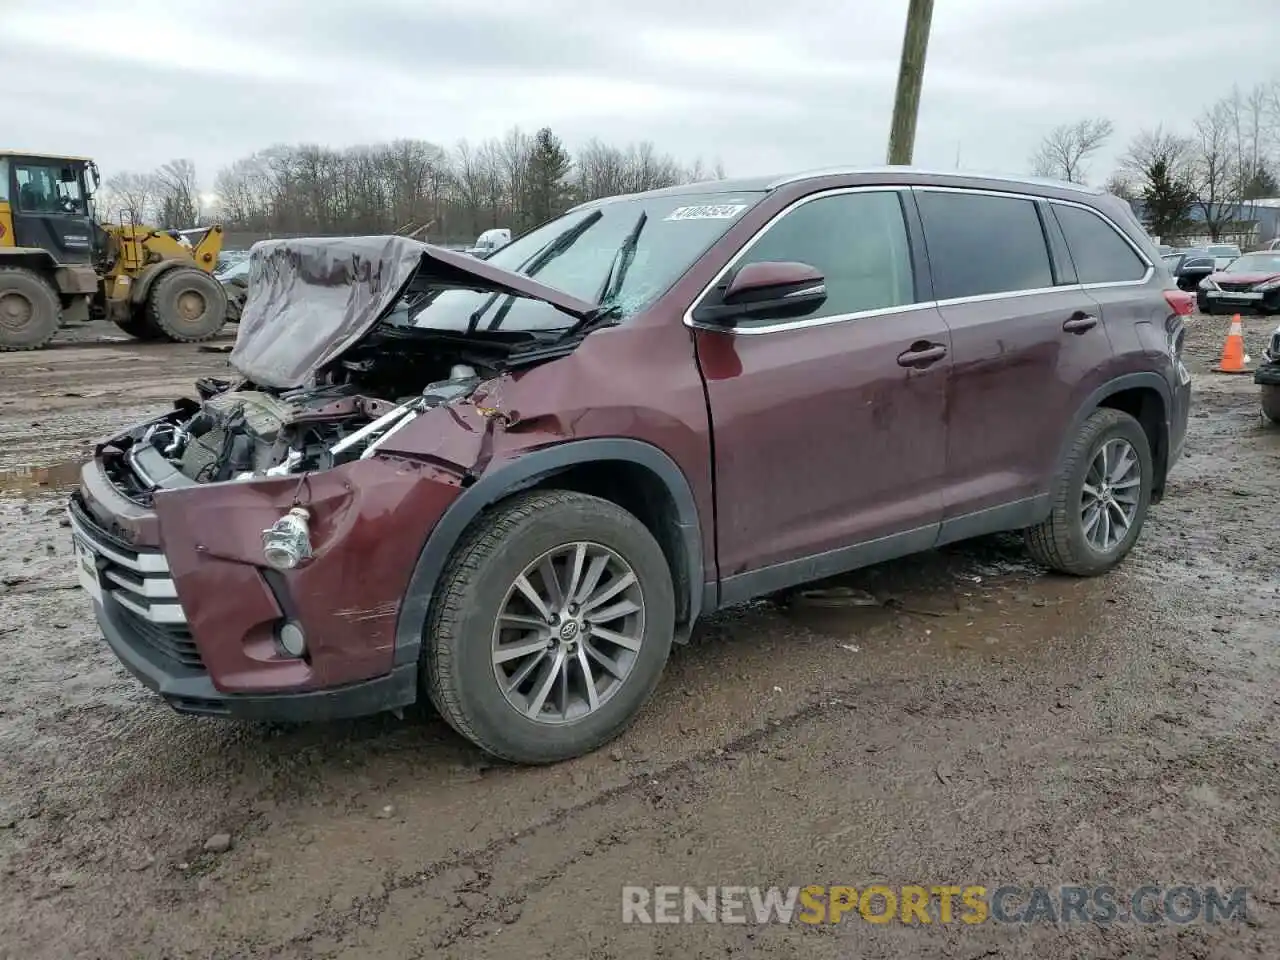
{"left": 100, "top": 326, "right": 515, "bottom": 503}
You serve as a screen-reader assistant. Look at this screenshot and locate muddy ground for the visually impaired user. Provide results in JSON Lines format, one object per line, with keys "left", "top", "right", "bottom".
{"left": 1, "top": 315, "right": 1277, "bottom": 959}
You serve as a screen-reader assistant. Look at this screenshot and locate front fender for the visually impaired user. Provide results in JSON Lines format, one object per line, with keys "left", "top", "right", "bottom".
{"left": 391, "top": 437, "right": 705, "bottom": 666}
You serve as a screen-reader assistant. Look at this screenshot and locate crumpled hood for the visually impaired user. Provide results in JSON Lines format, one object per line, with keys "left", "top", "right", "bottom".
{"left": 230, "top": 235, "right": 597, "bottom": 389}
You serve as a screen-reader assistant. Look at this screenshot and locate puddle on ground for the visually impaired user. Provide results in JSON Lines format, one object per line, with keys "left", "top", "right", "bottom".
{"left": 0, "top": 460, "right": 85, "bottom": 497}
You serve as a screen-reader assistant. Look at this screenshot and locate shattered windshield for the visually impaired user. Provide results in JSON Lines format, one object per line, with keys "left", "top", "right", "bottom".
{"left": 389, "top": 192, "right": 765, "bottom": 332}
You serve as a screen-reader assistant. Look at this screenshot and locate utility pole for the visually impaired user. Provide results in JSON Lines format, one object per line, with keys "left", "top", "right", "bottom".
{"left": 886, "top": 0, "right": 936, "bottom": 165}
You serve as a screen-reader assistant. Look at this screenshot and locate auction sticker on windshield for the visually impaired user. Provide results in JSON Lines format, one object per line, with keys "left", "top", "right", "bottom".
{"left": 665, "top": 204, "right": 749, "bottom": 221}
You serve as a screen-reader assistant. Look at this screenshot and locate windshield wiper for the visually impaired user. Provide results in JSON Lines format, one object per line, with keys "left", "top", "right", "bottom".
{"left": 466, "top": 209, "right": 604, "bottom": 334}
{"left": 594, "top": 210, "right": 647, "bottom": 306}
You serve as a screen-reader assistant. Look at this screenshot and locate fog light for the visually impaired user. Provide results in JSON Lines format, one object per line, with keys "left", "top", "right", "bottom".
{"left": 262, "top": 507, "right": 312, "bottom": 570}
{"left": 278, "top": 621, "right": 307, "bottom": 658}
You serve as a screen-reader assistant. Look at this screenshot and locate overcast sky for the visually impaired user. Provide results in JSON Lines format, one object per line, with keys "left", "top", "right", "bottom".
{"left": 6, "top": 0, "right": 1279, "bottom": 188}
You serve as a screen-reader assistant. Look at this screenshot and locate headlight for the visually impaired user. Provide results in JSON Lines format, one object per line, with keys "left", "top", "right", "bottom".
{"left": 1255, "top": 278, "right": 1280, "bottom": 292}
{"left": 262, "top": 507, "right": 313, "bottom": 570}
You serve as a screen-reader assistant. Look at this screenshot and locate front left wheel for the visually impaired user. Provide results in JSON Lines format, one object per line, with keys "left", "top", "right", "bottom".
{"left": 423, "top": 490, "right": 676, "bottom": 764}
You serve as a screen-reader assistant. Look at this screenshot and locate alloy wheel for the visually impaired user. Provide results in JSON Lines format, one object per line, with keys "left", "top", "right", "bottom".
{"left": 1080, "top": 437, "right": 1142, "bottom": 552}
{"left": 491, "top": 541, "right": 645, "bottom": 724}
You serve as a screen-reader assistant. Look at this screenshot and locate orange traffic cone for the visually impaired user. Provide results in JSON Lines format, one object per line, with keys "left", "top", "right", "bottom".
{"left": 1213, "top": 314, "right": 1252, "bottom": 374}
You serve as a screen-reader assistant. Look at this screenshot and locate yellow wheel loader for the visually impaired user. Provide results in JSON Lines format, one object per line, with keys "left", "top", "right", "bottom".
{"left": 0, "top": 151, "right": 228, "bottom": 351}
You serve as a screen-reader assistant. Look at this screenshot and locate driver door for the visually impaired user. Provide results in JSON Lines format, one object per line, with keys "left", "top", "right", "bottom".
{"left": 10, "top": 158, "right": 93, "bottom": 264}
{"left": 692, "top": 187, "right": 951, "bottom": 602}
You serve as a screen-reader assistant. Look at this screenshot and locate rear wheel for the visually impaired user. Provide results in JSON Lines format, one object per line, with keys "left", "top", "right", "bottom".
{"left": 423, "top": 490, "right": 675, "bottom": 764}
{"left": 0, "top": 266, "right": 61, "bottom": 351}
{"left": 1024, "top": 408, "right": 1153, "bottom": 576}
{"left": 145, "top": 268, "right": 228, "bottom": 342}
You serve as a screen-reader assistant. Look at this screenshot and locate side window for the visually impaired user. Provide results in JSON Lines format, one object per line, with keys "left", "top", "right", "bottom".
{"left": 14, "top": 163, "right": 86, "bottom": 215}
{"left": 731, "top": 191, "right": 916, "bottom": 320}
{"left": 1051, "top": 204, "right": 1148, "bottom": 284}
{"left": 0, "top": 159, "right": 9, "bottom": 203}
{"left": 916, "top": 190, "right": 1054, "bottom": 299}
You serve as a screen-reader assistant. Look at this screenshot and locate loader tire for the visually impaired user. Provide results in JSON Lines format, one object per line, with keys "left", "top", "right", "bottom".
{"left": 113, "top": 309, "right": 164, "bottom": 341}
{"left": 0, "top": 267, "right": 61, "bottom": 351}
{"left": 146, "top": 268, "right": 228, "bottom": 343}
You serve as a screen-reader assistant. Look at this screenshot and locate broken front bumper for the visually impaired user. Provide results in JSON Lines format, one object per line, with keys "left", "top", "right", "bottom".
{"left": 69, "top": 494, "right": 418, "bottom": 720}
{"left": 70, "top": 448, "right": 466, "bottom": 721}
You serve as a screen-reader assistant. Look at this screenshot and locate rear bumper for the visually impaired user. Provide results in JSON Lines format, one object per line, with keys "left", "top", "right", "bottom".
{"left": 95, "top": 592, "right": 418, "bottom": 720}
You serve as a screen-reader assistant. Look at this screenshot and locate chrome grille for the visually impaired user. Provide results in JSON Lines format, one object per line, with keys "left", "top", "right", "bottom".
{"left": 68, "top": 497, "right": 187, "bottom": 626}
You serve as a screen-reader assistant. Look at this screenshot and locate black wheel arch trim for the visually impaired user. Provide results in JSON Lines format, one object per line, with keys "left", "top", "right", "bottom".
{"left": 392, "top": 438, "right": 705, "bottom": 667}
{"left": 1057, "top": 372, "right": 1172, "bottom": 474}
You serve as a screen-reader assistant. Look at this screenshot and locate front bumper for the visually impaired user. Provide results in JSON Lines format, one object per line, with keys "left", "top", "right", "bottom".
{"left": 71, "top": 493, "right": 420, "bottom": 720}
{"left": 95, "top": 592, "right": 418, "bottom": 720}
{"left": 1198, "top": 288, "right": 1280, "bottom": 313}
{"left": 70, "top": 447, "right": 466, "bottom": 720}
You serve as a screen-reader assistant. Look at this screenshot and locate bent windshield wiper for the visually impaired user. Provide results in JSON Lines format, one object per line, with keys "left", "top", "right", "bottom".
{"left": 466, "top": 209, "right": 604, "bottom": 334}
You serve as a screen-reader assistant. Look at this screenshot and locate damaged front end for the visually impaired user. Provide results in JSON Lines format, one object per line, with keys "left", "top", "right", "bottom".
{"left": 70, "top": 234, "right": 607, "bottom": 719}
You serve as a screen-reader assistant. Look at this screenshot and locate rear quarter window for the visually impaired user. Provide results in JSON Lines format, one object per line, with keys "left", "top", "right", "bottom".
{"left": 915, "top": 190, "right": 1054, "bottom": 300}
{"left": 1052, "top": 204, "right": 1149, "bottom": 284}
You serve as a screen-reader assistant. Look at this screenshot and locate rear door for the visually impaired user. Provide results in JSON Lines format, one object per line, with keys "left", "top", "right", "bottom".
{"left": 692, "top": 187, "right": 951, "bottom": 600}
{"left": 1048, "top": 199, "right": 1158, "bottom": 357}
{"left": 913, "top": 187, "right": 1115, "bottom": 537}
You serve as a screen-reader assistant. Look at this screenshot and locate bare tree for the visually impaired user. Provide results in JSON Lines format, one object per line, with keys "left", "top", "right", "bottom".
{"left": 1123, "top": 127, "right": 1197, "bottom": 241}
{"left": 153, "top": 159, "right": 199, "bottom": 229}
{"left": 206, "top": 129, "right": 724, "bottom": 244}
{"left": 1192, "top": 98, "right": 1240, "bottom": 240}
{"left": 97, "top": 171, "right": 157, "bottom": 225}
{"left": 1030, "top": 118, "right": 1115, "bottom": 184}
{"left": 1102, "top": 171, "right": 1137, "bottom": 201}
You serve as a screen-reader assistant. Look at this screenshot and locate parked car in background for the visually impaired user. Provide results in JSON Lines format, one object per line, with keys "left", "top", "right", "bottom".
{"left": 217, "top": 256, "right": 251, "bottom": 322}
{"left": 1259, "top": 238, "right": 1280, "bottom": 252}
{"left": 464, "top": 228, "right": 511, "bottom": 257}
{"left": 68, "top": 168, "right": 1191, "bottom": 763}
{"left": 1163, "top": 248, "right": 1217, "bottom": 292}
{"left": 1207, "top": 243, "right": 1242, "bottom": 270}
{"left": 215, "top": 250, "right": 250, "bottom": 276}
{"left": 1197, "top": 250, "right": 1280, "bottom": 315}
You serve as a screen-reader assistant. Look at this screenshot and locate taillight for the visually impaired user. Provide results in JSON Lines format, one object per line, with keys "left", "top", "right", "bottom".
{"left": 1164, "top": 290, "right": 1195, "bottom": 317}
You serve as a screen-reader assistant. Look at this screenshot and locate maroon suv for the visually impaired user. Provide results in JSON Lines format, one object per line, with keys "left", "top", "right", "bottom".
{"left": 68, "top": 168, "right": 1192, "bottom": 763}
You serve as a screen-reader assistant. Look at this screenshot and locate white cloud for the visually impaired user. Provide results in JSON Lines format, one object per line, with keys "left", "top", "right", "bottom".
{"left": 4, "top": 0, "right": 1278, "bottom": 186}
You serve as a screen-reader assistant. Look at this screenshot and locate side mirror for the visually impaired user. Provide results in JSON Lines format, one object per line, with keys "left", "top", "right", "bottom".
{"left": 692, "top": 261, "right": 827, "bottom": 326}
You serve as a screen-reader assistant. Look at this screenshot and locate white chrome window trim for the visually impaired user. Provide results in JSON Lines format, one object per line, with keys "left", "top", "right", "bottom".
{"left": 681, "top": 186, "right": 931, "bottom": 336}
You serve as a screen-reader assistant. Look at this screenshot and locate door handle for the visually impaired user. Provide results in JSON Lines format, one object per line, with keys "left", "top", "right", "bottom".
{"left": 1063, "top": 314, "right": 1099, "bottom": 334}
{"left": 897, "top": 342, "right": 948, "bottom": 368}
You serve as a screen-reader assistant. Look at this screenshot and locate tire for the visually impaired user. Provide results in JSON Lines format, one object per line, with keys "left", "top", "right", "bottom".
{"left": 145, "top": 268, "right": 228, "bottom": 342}
{"left": 113, "top": 310, "right": 164, "bottom": 341}
{"left": 423, "top": 490, "right": 676, "bottom": 764}
{"left": 0, "top": 266, "right": 61, "bottom": 351}
{"left": 1262, "top": 384, "right": 1280, "bottom": 425}
{"left": 1024, "top": 408, "right": 1153, "bottom": 577}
